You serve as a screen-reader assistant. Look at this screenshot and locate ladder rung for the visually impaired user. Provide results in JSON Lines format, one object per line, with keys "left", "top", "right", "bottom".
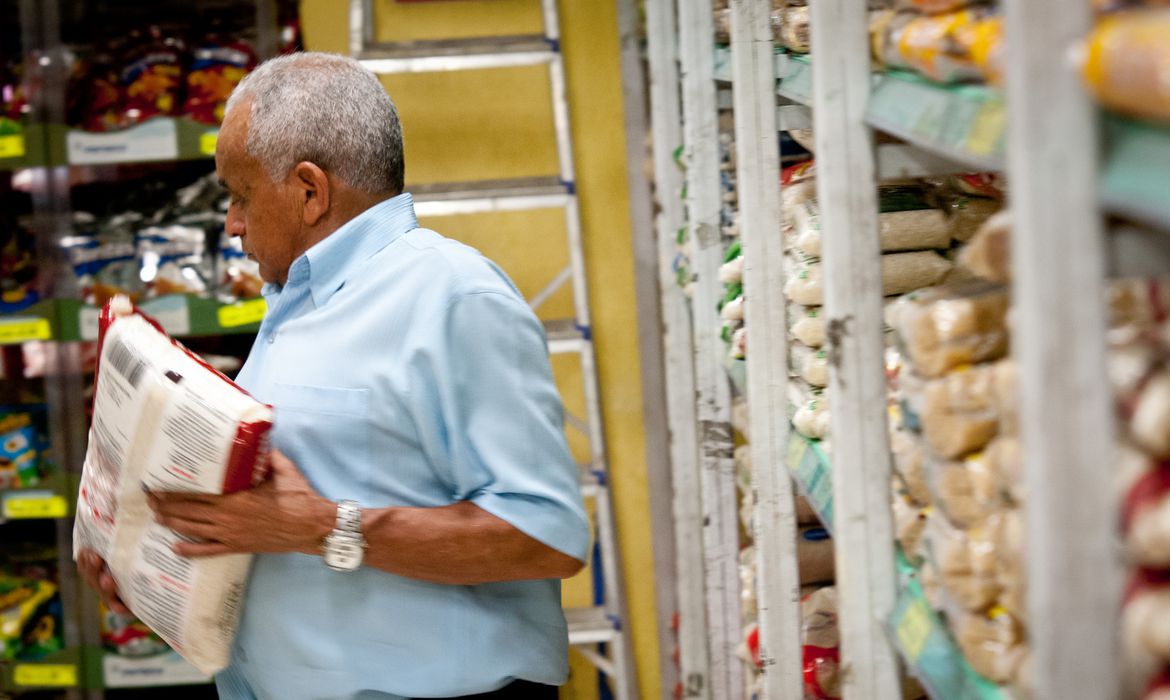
{"left": 566, "top": 606, "right": 620, "bottom": 645}
{"left": 359, "top": 35, "right": 556, "bottom": 74}
{"left": 412, "top": 177, "right": 573, "bottom": 216}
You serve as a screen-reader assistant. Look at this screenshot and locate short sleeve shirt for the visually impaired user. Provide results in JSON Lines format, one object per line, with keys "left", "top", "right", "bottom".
{"left": 224, "top": 193, "right": 591, "bottom": 699}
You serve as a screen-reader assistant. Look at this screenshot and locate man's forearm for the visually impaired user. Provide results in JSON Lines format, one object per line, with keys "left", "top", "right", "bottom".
{"left": 307, "top": 500, "right": 584, "bottom": 585}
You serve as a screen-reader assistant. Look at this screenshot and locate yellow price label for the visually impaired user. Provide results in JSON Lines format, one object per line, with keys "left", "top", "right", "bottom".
{"left": 0, "top": 318, "right": 51, "bottom": 344}
{"left": 3, "top": 495, "right": 68, "bottom": 520}
{"left": 895, "top": 597, "right": 933, "bottom": 663}
{"left": 13, "top": 663, "right": 78, "bottom": 687}
{"left": 199, "top": 130, "right": 219, "bottom": 156}
{"left": 966, "top": 101, "right": 1006, "bottom": 157}
{"left": 786, "top": 435, "right": 807, "bottom": 472}
{"left": 218, "top": 298, "right": 267, "bottom": 328}
{"left": 0, "top": 134, "right": 26, "bottom": 159}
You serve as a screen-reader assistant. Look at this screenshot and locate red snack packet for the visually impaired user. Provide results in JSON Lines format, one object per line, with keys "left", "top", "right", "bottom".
{"left": 183, "top": 37, "right": 257, "bottom": 126}
{"left": 120, "top": 27, "right": 185, "bottom": 125}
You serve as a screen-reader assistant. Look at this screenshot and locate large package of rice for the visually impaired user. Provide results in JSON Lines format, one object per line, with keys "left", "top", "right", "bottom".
{"left": 74, "top": 296, "right": 272, "bottom": 674}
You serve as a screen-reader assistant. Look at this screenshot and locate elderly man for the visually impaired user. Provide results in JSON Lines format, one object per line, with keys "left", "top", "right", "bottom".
{"left": 77, "top": 52, "right": 590, "bottom": 700}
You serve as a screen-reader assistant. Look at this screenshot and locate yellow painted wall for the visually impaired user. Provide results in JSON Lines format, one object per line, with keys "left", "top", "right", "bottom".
{"left": 299, "top": 3, "right": 661, "bottom": 699}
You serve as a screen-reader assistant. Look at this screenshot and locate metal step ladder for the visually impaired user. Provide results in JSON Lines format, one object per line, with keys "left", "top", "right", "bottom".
{"left": 348, "top": 2, "right": 637, "bottom": 698}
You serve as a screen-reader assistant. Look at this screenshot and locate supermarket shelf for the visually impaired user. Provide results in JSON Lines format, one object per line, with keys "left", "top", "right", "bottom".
{"left": 1102, "top": 116, "right": 1170, "bottom": 231}
{"left": 0, "top": 295, "right": 266, "bottom": 345}
{"left": 0, "top": 472, "right": 74, "bottom": 522}
{"left": 95, "top": 649, "right": 212, "bottom": 689}
{"left": 358, "top": 35, "right": 556, "bottom": 74}
{"left": 866, "top": 71, "right": 1005, "bottom": 172}
{"left": 0, "top": 117, "right": 219, "bottom": 171}
{"left": 566, "top": 606, "right": 621, "bottom": 645}
{"left": 0, "top": 648, "right": 82, "bottom": 692}
{"left": 411, "top": 176, "right": 573, "bottom": 216}
{"left": 888, "top": 567, "right": 1012, "bottom": 700}
{"left": 785, "top": 431, "right": 833, "bottom": 534}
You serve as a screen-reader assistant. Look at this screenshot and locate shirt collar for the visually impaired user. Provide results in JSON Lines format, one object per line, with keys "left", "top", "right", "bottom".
{"left": 286, "top": 192, "right": 418, "bottom": 308}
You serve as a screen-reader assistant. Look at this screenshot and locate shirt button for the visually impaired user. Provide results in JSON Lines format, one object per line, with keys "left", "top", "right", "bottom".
{"left": 267, "top": 333, "right": 276, "bottom": 345}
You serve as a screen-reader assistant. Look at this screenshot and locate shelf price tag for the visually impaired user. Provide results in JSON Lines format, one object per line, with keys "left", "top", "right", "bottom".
{"left": 0, "top": 134, "right": 25, "bottom": 159}
{"left": 66, "top": 118, "right": 178, "bottom": 165}
{"left": 200, "top": 130, "right": 219, "bottom": 156}
{"left": 966, "top": 101, "right": 1006, "bottom": 158}
{"left": 0, "top": 318, "right": 51, "bottom": 344}
{"left": 895, "top": 595, "right": 933, "bottom": 664}
{"left": 218, "top": 298, "right": 267, "bottom": 328}
{"left": 3, "top": 494, "right": 69, "bottom": 520}
{"left": 13, "top": 663, "right": 78, "bottom": 688}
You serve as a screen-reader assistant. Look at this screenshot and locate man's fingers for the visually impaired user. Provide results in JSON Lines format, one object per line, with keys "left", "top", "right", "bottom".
{"left": 157, "top": 517, "right": 222, "bottom": 543}
{"left": 149, "top": 496, "right": 223, "bottom": 524}
{"left": 99, "top": 573, "right": 131, "bottom": 616}
{"left": 173, "top": 541, "right": 233, "bottom": 558}
{"left": 148, "top": 491, "right": 217, "bottom": 508}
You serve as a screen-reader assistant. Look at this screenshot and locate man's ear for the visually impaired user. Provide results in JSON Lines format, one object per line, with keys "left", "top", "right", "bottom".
{"left": 291, "top": 161, "right": 330, "bottom": 226}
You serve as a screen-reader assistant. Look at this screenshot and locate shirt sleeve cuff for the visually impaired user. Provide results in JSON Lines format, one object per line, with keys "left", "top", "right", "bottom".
{"left": 471, "top": 491, "right": 592, "bottom": 563}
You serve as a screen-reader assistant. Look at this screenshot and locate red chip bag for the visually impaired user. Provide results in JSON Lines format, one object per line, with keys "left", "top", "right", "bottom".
{"left": 120, "top": 27, "right": 185, "bottom": 125}
{"left": 183, "top": 37, "right": 257, "bottom": 125}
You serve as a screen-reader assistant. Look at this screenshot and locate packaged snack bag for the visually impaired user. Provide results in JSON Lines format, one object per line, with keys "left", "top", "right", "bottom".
{"left": 74, "top": 296, "right": 272, "bottom": 674}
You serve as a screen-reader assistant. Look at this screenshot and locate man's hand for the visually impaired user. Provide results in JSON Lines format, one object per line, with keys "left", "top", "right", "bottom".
{"left": 77, "top": 550, "right": 131, "bottom": 616}
{"left": 149, "top": 449, "right": 334, "bottom": 558}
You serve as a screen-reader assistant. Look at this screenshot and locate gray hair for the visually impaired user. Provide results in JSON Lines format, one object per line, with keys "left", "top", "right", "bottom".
{"left": 225, "top": 52, "right": 404, "bottom": 195}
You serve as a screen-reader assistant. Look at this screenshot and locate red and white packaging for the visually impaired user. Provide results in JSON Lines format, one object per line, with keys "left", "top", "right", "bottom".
{"left": 73, "top": 295, "right": 271, "bottom": 674}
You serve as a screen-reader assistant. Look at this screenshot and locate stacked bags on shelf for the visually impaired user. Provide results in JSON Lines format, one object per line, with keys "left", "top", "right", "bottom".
{"left": 1108, "top": 279, "right": 1170, "bottom": 699}
{"left": 672, "top": 111, "right": 738, "bottom": 299}
{"left": 783, "top": 166, "right": 1000, "bottom": 445}
{"left": 886, "top": 202, "right": 1031, "bottom": 690}
{"left": 869, "top": 0, "right": 1003, "bottom": 84}
{"left": 732, "top": 401, "right": 836, "bottom": 698}
{"left": 718, "top": 113, "right": 747, "bottom": 363}
{"left": 64, "top": 173, "right": 262, "bottom": 308}
{"left": 713, "top": 0, "right": 784, "bottom": 44}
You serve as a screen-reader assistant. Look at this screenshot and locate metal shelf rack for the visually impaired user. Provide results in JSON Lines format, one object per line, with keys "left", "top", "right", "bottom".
{"left": 641, "top": 0, "right": 1136, "bottom": 698}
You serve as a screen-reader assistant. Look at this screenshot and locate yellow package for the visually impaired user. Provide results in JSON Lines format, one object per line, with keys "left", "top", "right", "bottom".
{"left": 1083, "top": 10, "right": 1170, "bottom": 123}
{"left": 894, "top": 10, "right": 987, "bottom": 83}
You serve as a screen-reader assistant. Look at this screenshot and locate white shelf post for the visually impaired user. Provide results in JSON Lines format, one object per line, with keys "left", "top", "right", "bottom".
{"left": 677, "top": 0, "right": 744, "bottom": 697}
{"left": 1003, "top": 0, "right": 1120, "bottom": 698}
{"left": 644, "top": 0, "right": 713, "bottom": 696}
{"left": 728, "top": 1, "right": 804, "bottom": 699}
{"left": 808, "top": 0, "right": 901, "bottom": 697}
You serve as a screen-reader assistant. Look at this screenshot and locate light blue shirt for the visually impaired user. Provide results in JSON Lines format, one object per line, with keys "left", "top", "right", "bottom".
{"left": 219, "top": 193, "right": 591, "bottom": 700}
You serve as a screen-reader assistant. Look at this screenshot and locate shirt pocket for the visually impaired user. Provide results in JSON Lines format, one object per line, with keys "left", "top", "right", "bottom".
{"left": 269, "top": 383, "right": 372, "bottom": 501}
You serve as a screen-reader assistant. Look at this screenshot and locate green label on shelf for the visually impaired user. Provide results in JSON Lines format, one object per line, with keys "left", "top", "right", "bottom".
{"left": 786, "top": 434, "right": 834, "bottom": 530}
{"left": 0, "top": 318, "right": 51, "bottom": 344}
{"left": 3, "top": 494, "right": 68, "bottom": 520}
{"left": 0, "top": 134, "right": 25, "bottom": 159}
{"left": 13, "top": 663, "right": 78, "bottom": 687}
{"left": 966, "top": 101, "right": 1006, "bottom": 158}
{"left": 894, "top": 594, "right": 933, "bottom": 663}
{"left": 200, "top": 130, "right": 219, "bottom": 156}
{"left": 218, "top": 298, "right": 267, "bottom": 328}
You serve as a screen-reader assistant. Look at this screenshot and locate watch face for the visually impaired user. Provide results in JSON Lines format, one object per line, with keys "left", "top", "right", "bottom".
{"left": 325, "top": 534, "right": 363, "bottom": 571}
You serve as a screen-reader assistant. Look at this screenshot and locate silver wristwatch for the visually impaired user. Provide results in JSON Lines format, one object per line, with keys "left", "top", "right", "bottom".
{"left": 322, "top": 500, "right": 365, "bottom": 572}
